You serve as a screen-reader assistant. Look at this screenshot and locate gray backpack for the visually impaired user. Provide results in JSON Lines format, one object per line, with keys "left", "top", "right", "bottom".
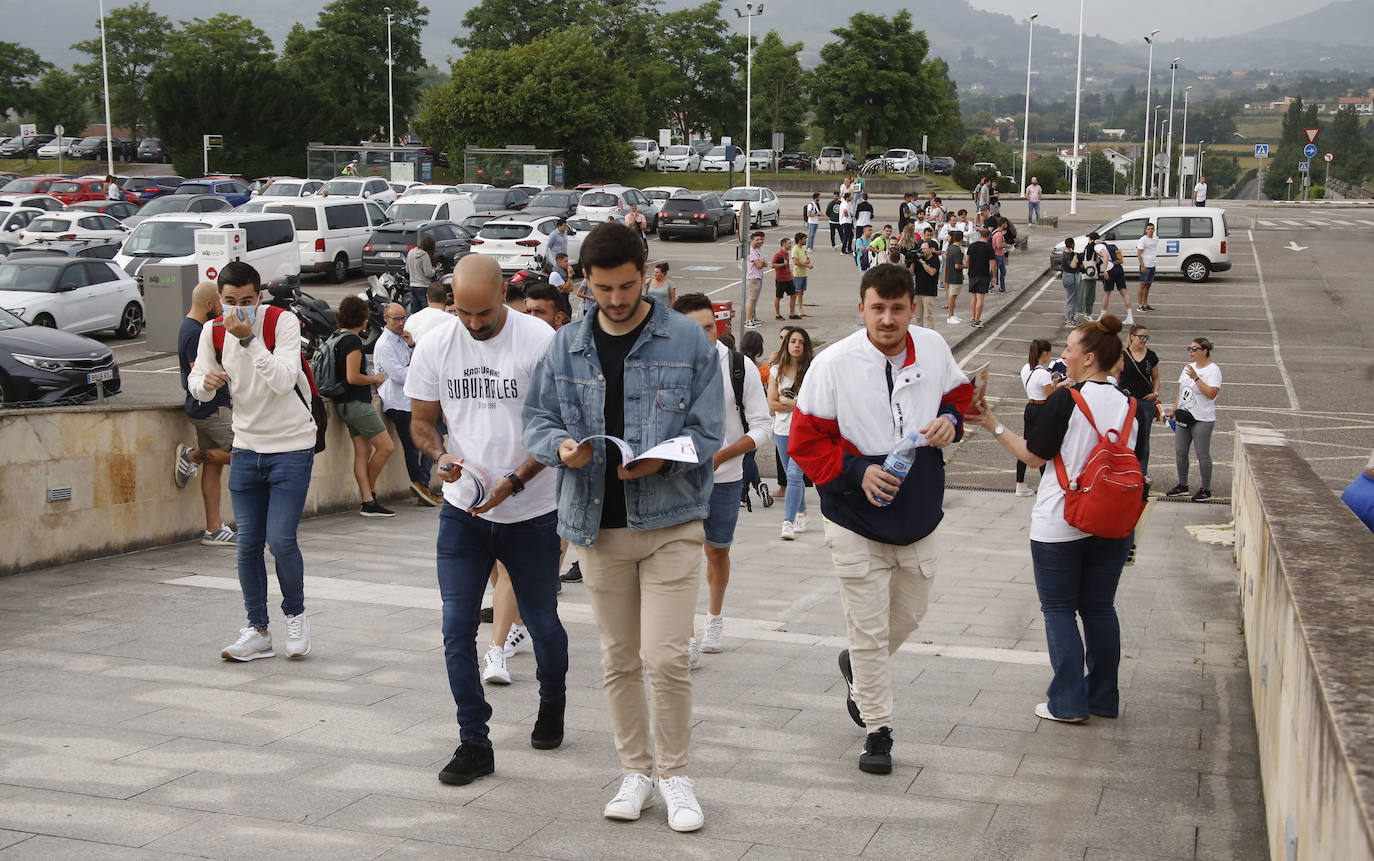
{"left": 309, "top": 332, "right": 349, "bottom": 399}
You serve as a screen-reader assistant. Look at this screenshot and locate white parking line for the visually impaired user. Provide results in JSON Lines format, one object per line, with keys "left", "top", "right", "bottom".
{"left": 959, "top": 274, "right": 1057, "bottom": 365}
{"left": 1248, "top": 228, "right": 1299, "bottom": 410}
{"left": 706, "top": 280, "right": 742, "bottom": 296}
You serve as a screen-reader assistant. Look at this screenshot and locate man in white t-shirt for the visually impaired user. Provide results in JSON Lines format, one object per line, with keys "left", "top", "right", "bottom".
{"left": 672, "top": 293, "right": 771, "bottom": 662}
{"left": 838, "top": 192, "right": 855, "bottom": 255}
{"left": 405, "top": 254, "right": 568, "bottom": 787}
{"left": 404, "top": 280, "right": 452, "bottom": 345}
{"left": 805, "top": 192, "right": 821, "bottom": 250}
{"left": 1135, "top": 223, "right": 1160, "bottom": 313}
{"left": 1192, "top": 176, "right": 1208, "bottom": 208}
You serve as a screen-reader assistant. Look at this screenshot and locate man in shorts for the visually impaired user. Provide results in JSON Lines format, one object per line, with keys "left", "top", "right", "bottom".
{"left": 790, "top": 231, "right": 813, "bottom": 317}
{"left": 772, "top": 235, "right": 798, "bottom": 320}
{"left": 1135, "top": 222, "right": 1159, "bottom": 312}
{"left": 1091, "top": 231, "right": 1132, "bottom": 324}
{"left": 175, "top": 280, "right": 236, "bottom": 546}
{"left": 965, "top": 228, "right": 995, "bottom": 329}
{"left": 744, "top": 231, "right": 766, "bottom": 328}
{"left": 943, "top": 229, "right": 965, "bottom": 325}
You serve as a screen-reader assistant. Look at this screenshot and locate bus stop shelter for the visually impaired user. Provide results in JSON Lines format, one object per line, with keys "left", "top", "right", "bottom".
{"left": 463, "top": 146, "right": 564, "bottom": 188}
{"left": 305, "top": 144, "right": 436, "bottom": 183}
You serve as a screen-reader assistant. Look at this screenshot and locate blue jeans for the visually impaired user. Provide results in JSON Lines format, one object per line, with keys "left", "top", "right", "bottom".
{"left": 995, "top": 255, "right": 1006, "bottom": 290}
{"left": 776, "top": 433, "right": 808, "bottom": 522}
{"left": 229, "top": 448, "right": 314, "bottom": 630}
{"left": 408, "top": 285, "right": 427, "bottom": 314}
{"left": 806, "top": 222, "right": 818, "bottom": 249}
{"left": 436, "top": 505, "right": 567, "bottom": 747}
{"left": 1030, "top": 536, "right": 1131, "bottom": 719}
{"left": 384, "top": 408, "right": 431, "bottom": 485}
{"left": 1028, "top": 201, "right": 1041, "bottom": 223}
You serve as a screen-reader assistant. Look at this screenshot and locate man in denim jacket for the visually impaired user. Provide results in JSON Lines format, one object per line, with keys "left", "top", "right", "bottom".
{"left": 523, "top": 222, "right": 722, "bottom": 833}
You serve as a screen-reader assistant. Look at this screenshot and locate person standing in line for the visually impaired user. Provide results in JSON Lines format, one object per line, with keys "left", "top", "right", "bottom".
{"left": 825, "top": 190, "right": 842, "bottom": 250}
{"left": 1027, "top": 176, "right": 1043, "bottom": 224}
{"left": 970, "top": 315, "right": 1141, "bottom": 724}
{"left": 743, "top": 230, "right": 766, "bottom": 329}
{"left": 1092, "top": 232, "right": 1132, "bottom": 325}
{"left": 738, "top": 329, "right": 772, "bottom": 511}
{"left": 838, "top": 192, "right": 856, "bottom": 255}
{"left": 1060, "top": 237, "right": 1083, "bottom": 328}
{"left": 374, "top": 301, "right": 441, "bottom": 507}
{"left": 332, "top": 296, "right": 396, "bottom": 517}
{"left": 805, "top": 192, "right": 822, "bottom": 250}
{"left": 790, "top": 231, "right": 813, "bottom": 317}
{"left": 174, "top": 280, "right": 236, "bottom": 546}
{"left": 771, "top": 235, "right": 798, "bottom": 321}
{"left": 672, "top": 293, "right": 771, "bottom": 662}
{"left": 1015, "top": 339, "right": 1055, "bottom": 497}
{"left": 643, "top": 261, "right": 676, "bottom": 307}
{"left": 854, "top": 192, "right": 874, "bottom": 237}
{"left": 788, "top": 263, "right": 972, "bottom": 774}
{"left": 854, "top": 224, "right": 876, "bottom": 271}
{"left": 187, "top": 261, "right": 318, "bottom": 663}
{"left": 522, "top": 222, "right": 723, "bottom": 832}
{"left": 406, "top": 280, "right": 454, "bottom": 345}
{"left": 1164, "top": 337, "right": 1222, "bottom": 502}
{"left": 105, "top": 174, "right": 123, "bottom": 201}
{"left": 1078, "top": 234, "right": 1100, "bottom": 323}
{"left": 625, "top": 203, "right": 649, "bottom": 250}
{"left": 1118, "top": 324, "right": 1161, "bottom": 476}
{"left": 897, "top": 192, "right": 912, "bottom": 234}
{"left": 769, "top": 327, "right": 814, "bottom": 541}
{"left": 965, "top": 227, "right": 996, "bottom": 329}
{"left": 908, "top": 230, "right": 941, "bottom": 329}
{"left": 547, "top": 218, "right": 569, "bottom": 263}
{"left": 991, "top": 218, "right": 1008, "bottom": 294}
{"left": 1135, "top": 222, "right": 1159, "bottom": 312}
{"left": 406, "top": 254, "right": 569, "bottom": 787}
{"left": 405, "top": 236, "right": 438, "bottom": 314}
{"left": 1192, "top": 175, "right": 1208, "bottom": 208}
{"left": 943, "top": 229, "right": 966, "bottom": 325}
{"left": 549, "top": 252, "right": 572, "bottom": 293}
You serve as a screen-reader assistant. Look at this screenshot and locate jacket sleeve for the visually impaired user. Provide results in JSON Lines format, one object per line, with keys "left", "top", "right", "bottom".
{"left": 788, "top": 356, "right": 862, "bottom": 488}
{"left": 741, "top": 360, "right": 772, "bottom": 453}
{"left": 248, "top": 310, "right": 303, "bottom": 396}
{"left": 663, "top": 330, "right": 724, "bottom": 476}
{"left": 521, "top": 350, "right": 571, "bottom": 470}
{"left": 186, "top": 321, "right": 221, "bottom": 403}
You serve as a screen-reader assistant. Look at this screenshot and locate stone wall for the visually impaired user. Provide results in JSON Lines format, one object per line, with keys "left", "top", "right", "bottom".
{"left": 0, "top": 402, "right": 414, "bottom": 576}
{"left": 1232, "top": 423, "right": 1374, "bottom": 860}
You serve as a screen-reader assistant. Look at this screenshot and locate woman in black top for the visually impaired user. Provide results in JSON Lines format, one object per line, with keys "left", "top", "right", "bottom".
{"left": 334, "top": 296, "right": 396, "bottom": 516}
{"left": 1117, "top": 323, "right": 1160, "bottom": 473}
{"left": 1060, "top": 238, "right": 1082, "bottom": 328}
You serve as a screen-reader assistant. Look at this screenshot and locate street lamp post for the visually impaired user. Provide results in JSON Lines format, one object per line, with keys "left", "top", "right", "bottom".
{"left": 98, "top": 0, "right": 115, "bottom": 176}
{"left": 1164, "top": 58, "right": 1180, "bottom": 198}
{"left": 384, "top": 7, "right": 395, "bottom": 148}
{"left": 1139, "top": 30, "right": 1159, "bottom": 198}
{"left": 1153, "top": 105, "right": 1164, "bottom": 199}
{"left": 1177, "top": 86, "right": 1191, "bottom": 205}
{"left": 735, "top": 3, "right": 764, "bottom": 188}
{"left": 1020, "top": 13, "right": 1038, "bottom": 197}
{"left": 1068, "top": 0, "right": 1085, "bottom": 214}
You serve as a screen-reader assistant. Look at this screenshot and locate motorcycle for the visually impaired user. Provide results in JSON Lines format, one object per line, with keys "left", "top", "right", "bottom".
{"left": 506, "top": 253, "right": 552, "bottom": 294}
{"left": 263, "top": 283, "right": 337, "bottom": 359}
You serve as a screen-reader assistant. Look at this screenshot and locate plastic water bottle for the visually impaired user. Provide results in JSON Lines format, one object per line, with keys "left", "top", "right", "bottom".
{"left": 876, "top": 432, "right": 921, "bottom": 507}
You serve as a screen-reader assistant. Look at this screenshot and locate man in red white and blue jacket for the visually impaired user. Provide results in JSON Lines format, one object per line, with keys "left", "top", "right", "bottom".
{"left": 788, "top": 263, "right": 973, "bottom": 776}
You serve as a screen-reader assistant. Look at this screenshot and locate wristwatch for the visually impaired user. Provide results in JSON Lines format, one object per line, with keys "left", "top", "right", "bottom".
{"left": 993, "top": 425, "right": 1006, "bottom": 437}
{"left": 238, "top": 334, "right": 256, "bottom": 348}
{"left": 505, "top": 473, "right": 525, "bottom": 495}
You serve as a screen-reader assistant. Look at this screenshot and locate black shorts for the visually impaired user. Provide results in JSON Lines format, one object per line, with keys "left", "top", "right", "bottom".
{"left": 1104, "top": 266, "right": 1127, "bottom": 292}
{"left": 775, "top": 279, "right": 795, "bottom": 298}
{"left": 968, "top": 276, "right": 991, "bottom": 295}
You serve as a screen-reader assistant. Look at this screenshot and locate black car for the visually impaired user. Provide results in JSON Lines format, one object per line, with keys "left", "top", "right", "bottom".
{"left": 362, "top": 220, "right": 472, "bottom": 275}
{"left": 657, "top": 193, "right": 737, "bottom": 241}
{"left": 0, "top": 135, "right": 55, "bottom": 158}
{"left": 522, "top": 190, "right": 581, "bottom": 219}
{"left": 930, "top": 156, "right": 956, "bottom": 175}
{"left": 68, "top": 136, "right": 109, "bottom": 159}
{"left": 67, "top": 200, "right": 141, "bottom": 221}
{"left": 123, "top": 194, "right": 232, "bottom": 228}
{"left": 0, "top": 306, "right": 120, "bottom": 405}
{"left": 136, "top": 138, "right": 168, "bottom": 163}
{"left": 778, "top": 152, "right": 815, "bottom": 170}
{"left": 469, "top": 188, "right": 531, "bottom": 213}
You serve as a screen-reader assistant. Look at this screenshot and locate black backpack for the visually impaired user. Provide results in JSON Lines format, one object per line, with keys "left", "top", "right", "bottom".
{"left": 728, "top": 349, "right": 749, "bottom": 432}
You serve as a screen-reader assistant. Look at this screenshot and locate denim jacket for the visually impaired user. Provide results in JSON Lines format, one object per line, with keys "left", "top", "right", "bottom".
{"left": 522, "top": 297, "right": 723, "bottom": 546}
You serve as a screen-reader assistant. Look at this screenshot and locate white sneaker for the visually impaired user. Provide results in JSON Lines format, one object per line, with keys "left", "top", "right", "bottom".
{"left": 174, "top": 443, "right": 198, "bottom": 489}
{"left": 1125, "top": 313, "right": 1134, "bottom": 325}
{"left": 284, "top": 614, "right": 311, "bottom": 658}
{"left": 221, "top": 628, "right": 274, "bottom": 662}
{"left": 658, "top": 775, "right": 705, "bottom": 832}
{"left": 604, "top": 773, "right": 656, "bottom": 820}
{"left": 947, "top": 315, "right": 962, "bottom": 325}
{"left": 201, "top": 526, "right": 237, "bottom": 546}
{"left": 1014, "top": 483, "right": 1035, "bottom": 497}
{"left": 481, "top": 645, "right": 510, "bottom": 685}
{"left": 780, "top": 521, "right": 795, "bottom": 541}
{"left": 793, "top": 512, "right": 809, "bottom": 533}
{"left": 503, "top": 623, "right": 531, "bottom": 658}
{"left": 688, "top": 637, "right": 702, "bottom": 670}
{"left": 701, "top": 615, "right": 723, "bottom": 653}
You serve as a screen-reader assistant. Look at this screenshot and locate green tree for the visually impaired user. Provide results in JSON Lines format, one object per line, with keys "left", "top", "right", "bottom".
{"left": 70, "top": 1, "right": 170, "bottom": 134}
{"left": 1327, "top": 104, "right": 1370, "bottom": 183}
{"left": 638, "top": 2, "right": 745, "bottom": 143}
{"left": 1264, "top": 98, "right": 1317, "bottom": 199}
{"left": 283, "top": 0, "right": 430, "bottom": 145}
{"left": 1200, "top": 151, "right": 1239, "bottom": 192}
{"left": 456, "top": 0, "right": 657, "bottom": 55}
{"left": 1086, "top": 149, "right": 1115, "bottom": 194}
{"left": 32, "top": 69, "right": 91, "bottom": 135}
{"left": 0, "top": 42, "right": 51, "bottom": 116}
{"left": 414, "top": 29, "right": 645, "bottom": 183}
{"left": 921, "top": 57, "right": 963, "bottom": 155}
{"left": 749, "top": 31, "right": 806, "bottom": 151}
{"left": 163, "top": 14, "right": 274, "bottom": 65}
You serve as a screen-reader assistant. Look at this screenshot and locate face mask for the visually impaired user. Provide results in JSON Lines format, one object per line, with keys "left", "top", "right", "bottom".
{"left": 231, "top": 305, "right": 257, "bottom": 325}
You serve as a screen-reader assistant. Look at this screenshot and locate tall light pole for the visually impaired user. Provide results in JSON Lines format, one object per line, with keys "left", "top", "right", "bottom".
{"left": 1068, "top": 0, "right": 1085, "bottom": 214}
{"left": 1164, "top": 58, "right": 1180, "bottom": 198}
{"left": 1020, "top": 13, "right": 1038, "bottom": 197}
{"left": 1177, "top": 85, "right": 1191, "bottom": 204}
{"left": 1153, "top": 105, "right": 1164, "bottom": 201}
{"left": 98, "top": 0, "right": 115, "bottom": 175}
{"left": 384, "top": 7, "right": 395, "bottom": 147}
{"left": 1139, "top": 30, "right": 1159, "bottom": 198}
{"left": 735, "top": 3, "right": 764, "bottom": 187}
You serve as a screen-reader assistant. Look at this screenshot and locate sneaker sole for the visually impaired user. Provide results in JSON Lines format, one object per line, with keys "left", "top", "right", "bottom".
{"left": 858, "top": 758, "right": 893, "bottom": 775}
{"left": 360, "top": 510, "right": 397, "bottom": 517}
{"left": 221, "top": 649, "right": 275, "bottom": 662}
{"left": 285, "top": 643, "right": 311, "bottom": 658}
{"left": 667, "top": 814, "right": 704, "bottom": 833}
{"left": 483, "top": 673, "right": 511, "bottom": 685}
{"left": 604, "top": 796, "right": 655, "bottom": 820}
{"left": 837, "top": 651, "right": 866, "bottom": 728}
{"left": 438, "top": 763, "right": 495, "bottom": 786}
{"left": 201, "top": 538, "right": 236, "bottom": 546}
{"left": 700, "top": 641, "right": 722, "bottom": 654}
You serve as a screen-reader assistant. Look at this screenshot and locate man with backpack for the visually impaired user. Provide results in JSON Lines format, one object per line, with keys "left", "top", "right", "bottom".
{"left": 187, "top": 261, "right": 320, "bottom": 663}
{"left": 825, "top": 191, "right": 842, "bottom": 250}
{"left": 804, "top": 192, "right": 821, "bottom": 250}
{"left": 672, "top": 293, "right": 771, "bottom": 662}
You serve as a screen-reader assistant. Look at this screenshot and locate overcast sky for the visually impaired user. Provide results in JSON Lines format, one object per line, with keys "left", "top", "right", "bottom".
{"left": 966, "top": 0, "right": 1294, "bottom": 43}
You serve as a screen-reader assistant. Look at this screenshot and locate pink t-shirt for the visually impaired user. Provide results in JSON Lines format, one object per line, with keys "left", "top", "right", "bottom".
{"left": 1027, "top": 184, "right": 1043, "bottom": 203}
{"left": 746, "top": 246, "right": 765, "bottom": 280}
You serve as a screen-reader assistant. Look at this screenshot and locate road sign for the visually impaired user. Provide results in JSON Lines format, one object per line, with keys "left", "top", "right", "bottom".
{"left": 1304, "top": 143, "right": 1317, "bottom": 158}
{"left": 1254, "top": 144, "right": 1269, "bottom": 158}
{"left": 1299, "top": 162, "right": 1309, "bottom": 172}
{"left": 203, "top": 134, "right": 223, "bottom": 148}
{"left": 1324, "top": 152, "right": 1335, "bottom": 164}
{"left": 1286, "top": 177, "right": 1293, "bottom": 185}
{"left": 1305, "top": 127, "right": 1320, "bottom": 144}
{"left": 53, "top": 124, "right": 64, "bottom": 137}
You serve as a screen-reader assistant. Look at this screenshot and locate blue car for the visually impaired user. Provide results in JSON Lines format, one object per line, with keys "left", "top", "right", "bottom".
{"left": 172, "top": 178, "right": 253, "bottom": 207}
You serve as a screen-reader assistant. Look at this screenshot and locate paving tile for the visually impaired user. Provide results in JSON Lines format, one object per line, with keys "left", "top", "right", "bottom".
{"left": 373, "top": 839, "right": 543, "bottom": 860}
{"left": 0, "top": 788, "right": 199, "bottom": 848}
{"left": 145, "top": 811, "right": 400, "bottom": 860}
{"left": 0, "top": 834, "right": 199, "bottom": 859}
{"left": 314, "top": 793, "right": 548, "bottom": 851}
{"left": 511, "top": 815, "right": 752, "bottom": 860}
{"left": 0, "top": 831, "right": 31, "bottom": 851}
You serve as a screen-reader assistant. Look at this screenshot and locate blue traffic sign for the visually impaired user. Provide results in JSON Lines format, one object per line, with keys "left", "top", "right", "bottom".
{"left": 1303, "top": 143, "right": 1317, "bottom": 158}
{"left": 1254, "top": 144, "right": 1269, "bottom": 158}
{"left": 1298, "top": 161, "right": 1310, "bottom": 172}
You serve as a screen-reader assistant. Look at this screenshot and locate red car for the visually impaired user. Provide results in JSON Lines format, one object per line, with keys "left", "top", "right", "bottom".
{"left": 0, "top": 175, "right": 65, "bottom": 195}
{"left": 46, "top": 177, "right": 111, "bottom": 205}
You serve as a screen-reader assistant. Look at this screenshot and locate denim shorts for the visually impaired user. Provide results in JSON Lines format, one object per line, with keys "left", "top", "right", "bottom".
{"left": 703, "top": 479, "right": 744, "bottom": 548}
{"left": 1140, "top": 266, "right": 1156, "bottom": 284}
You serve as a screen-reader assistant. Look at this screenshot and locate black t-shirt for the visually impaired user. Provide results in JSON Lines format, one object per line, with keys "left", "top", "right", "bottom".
{"left": 334, "top": 332, "right": 373, "bottom": 403}
{"left": 1119, "top": 348, "right": 1159, "bottom": 401}
{"left": 944, "top": 246, "right": 964, "bottom": 284}
{"left": 1026, "top": 382, "right": 1148, "bottom": 463}
{"left": 1060, "top": 250, "right": 1082, "bottom": 274}
{"left": 966, "top": 240, "right": 995, "bottom": 280}
{"left": 592, "top": 312, "right": 652, "bottom": 529}
{"left": 911, "top": 248, "right": 941, "bottom": 296}
{"left": 179, "top": 317, "right": 229, "bottom": 419}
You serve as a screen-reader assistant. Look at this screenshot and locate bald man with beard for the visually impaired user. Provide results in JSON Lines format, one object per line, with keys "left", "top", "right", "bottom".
{"left": 404, "top": 254, "right": 569, "bottom": 787}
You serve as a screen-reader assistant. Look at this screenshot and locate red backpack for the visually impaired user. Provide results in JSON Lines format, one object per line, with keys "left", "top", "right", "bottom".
{"left": 212, "top": 305, "right": 328, "bottom": 453}
{"left": 1054, "top": 389, "right": 1147, "bottom": 539}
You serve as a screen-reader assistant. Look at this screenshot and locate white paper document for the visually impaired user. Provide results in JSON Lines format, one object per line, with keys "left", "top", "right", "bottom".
{"left": 580, "top": 434, "right": 699, "bottom": 467}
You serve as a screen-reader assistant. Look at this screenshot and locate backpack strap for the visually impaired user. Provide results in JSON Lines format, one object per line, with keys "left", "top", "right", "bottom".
{"left": 729, "top": 349, "right": 748, "bottom": 432}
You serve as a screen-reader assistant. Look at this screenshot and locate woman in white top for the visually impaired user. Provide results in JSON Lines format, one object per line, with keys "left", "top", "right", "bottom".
{"left": 768, "top": 327, "right": 813, "bottom": 540}
{"left": 1015, "top": 339, "right": 1055, "bottom": 497}
{"left": 972, "top": 315, "right": 1142, "bottom": 723}
{"left": 1165, "top": 337, "right": 1222, "bottom": 502}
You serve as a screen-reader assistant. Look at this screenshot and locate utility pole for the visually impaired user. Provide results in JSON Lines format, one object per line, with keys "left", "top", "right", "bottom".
{"left": 1139, "top": 30, "right": 1160, "bottom": 198}
{"left": 1020, "top": 13, "right": 1038, "bottom": 197}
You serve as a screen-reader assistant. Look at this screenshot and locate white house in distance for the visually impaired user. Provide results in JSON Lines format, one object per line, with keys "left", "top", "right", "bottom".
{"left": 1101, "top": 147, "right": 1132, "bottom": 175}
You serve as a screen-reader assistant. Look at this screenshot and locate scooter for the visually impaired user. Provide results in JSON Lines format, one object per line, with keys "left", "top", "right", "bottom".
{"left": 263, "top": 283, "right": 336, "bottom": 358}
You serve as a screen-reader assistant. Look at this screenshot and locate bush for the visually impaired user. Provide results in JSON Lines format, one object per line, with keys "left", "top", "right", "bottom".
{"left": 951, "top": 163, "right": 1001, "bottom": 191}
{"left": 1030, "top": 155, "right": 1065, "bottom": 195}
{"left": 1307, "top": 185, "right": 1325, "bottom": 199}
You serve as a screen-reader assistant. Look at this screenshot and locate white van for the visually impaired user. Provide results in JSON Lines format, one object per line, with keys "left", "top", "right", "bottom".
{"left": 115, "top": 212, "right": 300, "bottom": 287}
{"left": 263, "top": 197, "right": 390, "bottom": 283}
{"left": 385, "top": 193, "right": 476, "bottom": 225}
{"left": 817, "top": 146, "right": 856, "bottom": 173}
{"left": 1050, "top": 206, "right": 1231, "bottom": 283}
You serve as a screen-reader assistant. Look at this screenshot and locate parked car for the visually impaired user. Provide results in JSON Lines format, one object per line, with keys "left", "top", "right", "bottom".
{"left": 0, "top": 194, "right": 66, "bottom": 212}
{"left": 262, "top": 197, "right": 391, "bottom": 283}
{"left": 882, "top": 148, "right": 921, "bottom": 172}
{"left": 232, "top": 199, "right": 273, "bottom": 214}
{"left": 454, "top": 183, "right": 494, "bottom": 195}
{"left": 817, "top": 146, "right": 856, "bottom": 172}
{"left": 4, "top": 239, "right": 123, "bottom": 261}
{"left": 18, "top": 213, "right": 129, "bottom": 244}
{"left": 972, "top": 162, "right": 1004, "bottom": 177}
{"left": 657, "top": 145, "right": 701, "bottom": 173}
{"left": 722, "top": 186, "right": 781, "bottom": 229}
{"left": 68, "top": 137, "right": 109, "bottom": 159}
{"left": 0, "top": 172, "right": 19, "bottom": 187}
{"left": 460, "top": 213, "right": 498, "bottom": 234}
{"left": 136, "top": 138, "right": 169, "bottom": 163}
{"left": 123, "top": 194, "right": 232, "bottom": 228}
{"left": 389, "top": 180, "right": 422, "bottom": 196}
{"left": 173, "top": 178, "right": 253, "bottom": 207}
{"left": 630, "top": 138, "right": 661, "bottom": 170}
{"left": 0, "top": 306, "right": 121, "bottom": 405}
{"left": 778, "top": 151, "right": 816, "bottom": 171}
{"left": 1048, "top": 206, "right": 1231, "bottom": 283}
{"left": 469, "top": 187, "right": 531, "bottom": 213}
{"left": 512, "top": 184, "right": 553, "bottom": 196}
{"left": 0, "top": 240, "right": 18, "bottom": 261}
{"left": 111, "top": 138, "right": 138, "bottom": 162}
{"left": 361, "top": 220, "right": 471, "bottom": 275}
{"left": 115, "top": 212, "right": 299, "bottom": 287}
{"left": 66, "top": 200, "right": 141, "bottom": 221}
{"left": 689, "top": 140, "right": 714, "bottom": 158}
{"left": 0, "top": 135, "right": 55, "bottom": 158}
{"left": 320, "top": 176, "right": 398, "bottom": 206}
{"left": 46, "top": 178, "right": 111, "bottom": 206}
{"left": 0, "top": 208, "right": 45, "bottom": 236}
{"left": 930, "top": 156, "right": 956, "bottom": 175}
{"left": 1, "top": 176, "right": 63, "bottom": 195}
{"left": 0, "top": 256, "right": 144, "bottom": 338}
{"left": 642, "top": 187, "right": 689, "bottom": 209}
{"left": 471, "top": 214, "right": 564, "bottom": 273}
{"left": 748, "top": 149, "right": 774, "bottom": 171}
{"left": 401, "top": 184, "right": 461, "bottom": 197}
{"left": 256, "top": 178, "right": 324, "bottom": 199}
{"left": 700, "top": 146, "right": 746, "bottom": 173}
{"left": 386, "top": 193, "right": 477, "bottom": 225}
{"left": 521, "top": 190, "right": 581, "bottom": 219}
{"left": 36, "top": 138, "right": 75, "bottom": 159}
{"left": 575, "top": 186, "right": 658, "bottom": 231}
{"left": 657, "top": 193, "right": 736, "bottom": 241}
{"left": 120, "top": 175, "right": 183, "bottom": 205}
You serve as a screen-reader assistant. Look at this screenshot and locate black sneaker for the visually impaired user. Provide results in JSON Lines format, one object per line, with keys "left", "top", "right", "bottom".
{"left": 531, "top": 696, "right": 565, "bottom": 750}
{"left": 360, "top": 499, "right": 396, "bottom": 517}
{"left": 438, "top": 743, "right": 494, "bottom": 785}
{"left": 1191, "top": 488, "right": 1212, "bottom": 502}
{"left": 758, "top": 482, "right": 774, "bottom": 508}
{"left": 837, "top": 650, "right": 866, "bottom": 728}
{"left": 559, "top": 562, "right": 583, "bottom": 583}
{"left": 1165, "top": 484, "right": 1190, "bottom": 497}
{"left": 480, "top": 605, "right": 494, "bottom": 623}
{"left": 859, "top": 726, "right": 893, "bottom": 774}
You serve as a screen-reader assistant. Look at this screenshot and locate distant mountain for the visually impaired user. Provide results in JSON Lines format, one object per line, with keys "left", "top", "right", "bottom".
{"left": 1154, "top": 0, "right": 1374, "bottom": 74}
{"left": 1242, "top": 0, "right": 1374, "bottom": 43}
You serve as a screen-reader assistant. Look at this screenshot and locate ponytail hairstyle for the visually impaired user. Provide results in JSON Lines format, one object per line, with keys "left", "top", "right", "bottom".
{"left": 1075, "top": 313, "right": 1125, "bottom": 372}
{"left": 1027, "top": 338, "right": 1052, "bottom": 369}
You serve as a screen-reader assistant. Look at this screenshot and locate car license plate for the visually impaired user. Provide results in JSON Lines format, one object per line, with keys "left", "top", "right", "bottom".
{"left": 380, "top": 251, "right": 403, "bottom": 258}
{"left": 87, "top": 369, "right": 114, "bottom": 384}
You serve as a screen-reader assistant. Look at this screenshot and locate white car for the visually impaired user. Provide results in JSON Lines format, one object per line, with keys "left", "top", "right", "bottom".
{"left": 401, "top": 184, "right": 462, "bottom": 197}
{"left": 642, "top": 186, "right": 689, "bottom": 211}
{"left": 320, "top": 176, "right": 398, "bottom": 206}
{"left": 390, "top": 180, "right": 423, "bottom": 196}
{"left": 883, "top": 148, "right": 922, "bottom": 172}
{"left": 386, "top": 193, "right": 477, "bottom": 224}
{"left": 0, "top": 194, "right": 67, "bottom": 213}
{"left": 576, "top": 186, "right": 659, "bottom": 232}
{"left": 0, "top": 207, "right": 45, "bottom": 236}
{"left": 657, "top": 145, "right": 701, "bottom": 173}
{"left": 630, "top": 138, "right": 660, "bottom": 170}
{"left": 700, "top": 146, "right": 746, "bottom": 173}
{"left": 116, "top": 212, "right": 300, "bottom": 287}
{"left": 512, "top": 184, "right": 553, "bottom": 196}
{"left": 722, "top": 186, "right": 780, "bottom": 228}
{"left": 258, "top": 178, "right": 324, "bottom": 198}
{"left": 36, "top": 139, "right": 74, "bottom": 159}
{"left": 471, "top": 214, "right": 562, "bottom": 273}
{"left": 0, "top": 256, "right": 144, "bottom": 337}
{"left": 18, "top": 213, "right": 129, "bottom": 244}
{"left": 748, "top": 150, "right": 774, "bottom": 171}
{"left": 454, "top": 183, "right": 494, "bottom": 197}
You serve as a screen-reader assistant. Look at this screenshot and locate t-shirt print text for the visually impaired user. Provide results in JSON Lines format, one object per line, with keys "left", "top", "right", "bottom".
{"left": 447, "top": 366, "right": 520, "bottom": 407}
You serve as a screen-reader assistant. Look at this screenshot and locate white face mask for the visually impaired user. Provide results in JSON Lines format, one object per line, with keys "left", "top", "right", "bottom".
{"left": 229, "top": 305, "right": 257, "bottom": 324}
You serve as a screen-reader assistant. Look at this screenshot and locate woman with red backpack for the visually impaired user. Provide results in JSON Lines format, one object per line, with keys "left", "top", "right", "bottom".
{"left": 969, "top": 314, "right": 1146, "bottom": 724}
